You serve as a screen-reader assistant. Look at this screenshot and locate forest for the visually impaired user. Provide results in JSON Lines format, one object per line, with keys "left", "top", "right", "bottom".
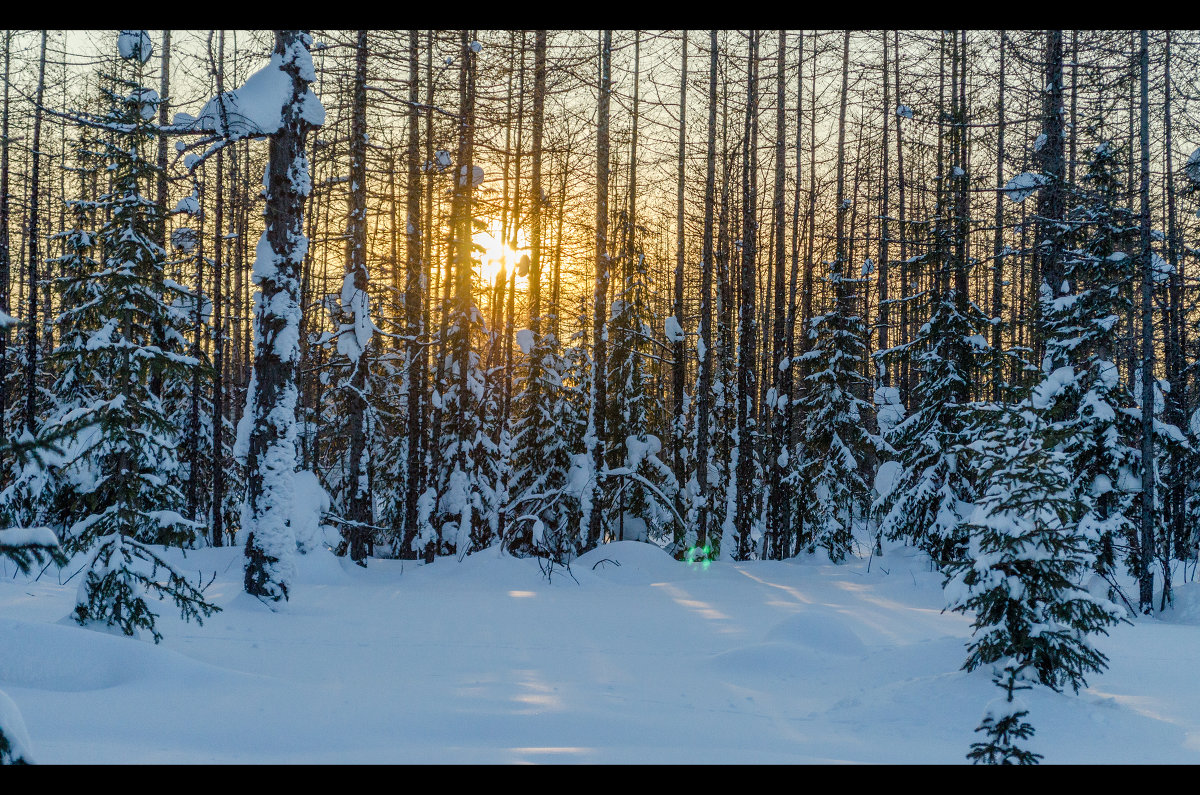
{"left": 2, "top": 29, "right": 1200, "bottom": 765}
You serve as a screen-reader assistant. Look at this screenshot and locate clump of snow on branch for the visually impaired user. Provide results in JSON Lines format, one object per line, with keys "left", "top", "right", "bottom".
{"left": 175, "top": 47, "right": 325, "bottom": 141}
{"left": 1003, "top": 172, "right": 1048, "bottom": 203}
{"left": 117, "top": 30, "right": 152, "bottom": 64}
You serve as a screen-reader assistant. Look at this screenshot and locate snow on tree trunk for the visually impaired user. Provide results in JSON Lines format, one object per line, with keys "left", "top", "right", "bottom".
{"left": 242, "top": 30, "right": 325, "bottom": 605}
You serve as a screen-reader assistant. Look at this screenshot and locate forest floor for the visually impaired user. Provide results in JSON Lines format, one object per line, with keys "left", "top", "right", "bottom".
{"left": 2, "top": 538, "right": 1199, "bottom": 764}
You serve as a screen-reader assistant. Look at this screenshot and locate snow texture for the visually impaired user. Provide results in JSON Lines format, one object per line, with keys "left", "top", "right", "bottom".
{"left": 178, "top": 50, "right": 325, "bottom": 141}
{"left": 0, "top": 539, "right": 1194, "bottom": 763}
{"left": 664, "top": 315, "right": 684, "bottom": 343}
{"left": 515, "top": 329, "right": 534, "bottom": 356}
{"left": 117, "top": 30, "right": 152, "bottom": 64}
{"left": 1003, "top": 172, "right": 1048, "bottom": 203}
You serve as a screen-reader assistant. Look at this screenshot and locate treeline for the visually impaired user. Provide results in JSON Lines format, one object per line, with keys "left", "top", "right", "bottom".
{"left": 0, "top": 31, "right": 1199, "bottom": 761}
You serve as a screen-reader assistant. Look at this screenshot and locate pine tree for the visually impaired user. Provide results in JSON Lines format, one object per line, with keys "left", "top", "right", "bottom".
{"left": 603, "top": 214, "right": 678, "bottom": 545}
{"left": 946, "top": 404, "right": 1123, "bottom": 764}
{"left": 876, "top": 241, "right": 993, "bottom": 567}
{"left": 58, "top": 52, "right": 217, "bottom": 642}
{"left": 795, "top": 263, "right": 874, "bottom": 562}
{"left": 0, "top": 364, "right": 67, "bottom": 765}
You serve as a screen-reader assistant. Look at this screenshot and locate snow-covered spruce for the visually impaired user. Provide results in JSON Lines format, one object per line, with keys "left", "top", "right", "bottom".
{"left": 875, "top": 252, "right": 995, "bottom": 567}
{"left": 601, "top": 218, "right": 679, "bottom": 549}
{"left": 507, "top": 324, "right": 585, "bottom": 563}
{"left": 946, "top": 405, "right": 1123, "bottom": 764}
{"left": 41, "top": 53, "right": 218, "bottom": 641}
{"left": 795, "top": 260, "right": 875, "bottom": 562}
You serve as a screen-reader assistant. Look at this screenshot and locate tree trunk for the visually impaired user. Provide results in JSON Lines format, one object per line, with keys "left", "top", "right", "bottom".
{"left": 1137, "top": 29, "right": 1155, "bottom": 614}
{"left": 24, "top": 31, "right": 47, "bottom": 434}
{"left": 401, "top": 28, "right": 425, "bottom": 560}
{"left": 672, "top": 31, "right": 687, "bottom": 522}
{"left": 342, "top": 30, "right": 373, "bottom": 564}
{"left": 734, "top": 30, "right": 759, "bottom": 561}
{"left": 586, "top": 30, "right": 612, "bottom": 550}
{"left": 243, "top": 30, "right": 322, "bottom": 604}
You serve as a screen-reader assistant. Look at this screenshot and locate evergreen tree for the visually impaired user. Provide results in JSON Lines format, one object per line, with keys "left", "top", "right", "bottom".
{"left": 1049, "top": 141, "right": 1143, "bottom": 586}
{"left": 0, "top": 135, "right": 100, "bottom": 533}
{"left": 795, "top": 261, "right": 874, "bottom": 562}
{"left": 0, "top": 359, "right": 67, "bottom": 765}
{"left": 946, "top": 403, "right": 1123, "bottom": 764}
{"left": 507, "top": 324, "right": 581, "bottom": 562}
{"left": 603, "top": 214, "right": 678, "bottom": 545}
{"left": 876, "top": 241, "right": 993, "bottom": 567}
{"left": 57, "top": 53, "right": 217, "bottom": 642}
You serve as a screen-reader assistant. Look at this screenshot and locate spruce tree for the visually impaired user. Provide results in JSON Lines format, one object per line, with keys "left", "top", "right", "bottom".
{"left": 947, "top": 404, "right": 1122, "bottom": 764}
{"left": 0, "top": 361, "right": 67, "bottom": 765}
{"left": 603, "top": 214, "right": 678, "bottom": 545}
{"left": 876, "top": 240, "right": 993, "bottom": 567}
{"left": 795, "top": 261, "right": 874, "bottom": 562}
{"left": 1051, "top": 141, "right": 1143, "bottom": 587}
{"left": 507, "top": 325, "right": 580, "bottom": 562}
{"left": 59, "top": 49, "right": 217, "bottom": 642}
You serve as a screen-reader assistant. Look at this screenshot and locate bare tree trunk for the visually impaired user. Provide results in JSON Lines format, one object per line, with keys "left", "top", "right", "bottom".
{"left": 1035, "top": 30, "right": 1066, "bottom": 368}
{"left": 23, "top": 31, "right": 47, "bottom": 434}
{"left": 783, "top": 30, "right": 804, "bottom": 554}
{"left": 188, "top": 170, "right": 207, "bottom": 524}
{"left": 1162, "top": 30, "right": 1185, "bottom": 580}
{"left": 586, "top": 30, "right": 612, "bottom": 550}
{"left": 0, "top": 31, "right": 12, "bottom": 455}
{"left": 530, "top": 30, "right": 546, "bottom": 333}
{"left": 878, "top": 31, "right": 890, "bottom": 387}
{"left": 1137, "top": 29, "right": 1155, "bottom": 615}
{"left": 343, "top": 29, "right": 372, "bottom": 564}
{"left": 992, "top": 31, "right": 1006, "bottom": 401}
{"left": 672, "top": 31, "right": 687, "bottom": 517}
{"left": 694, "top": 30, "right": 719, "bottom": 555}
{"left": 401, "top": 28, "right": 425, "bottom": 560}
{"left": 894, "top": 30, "right": 909, "bottom": 399}
{"left": 734, "top": 30, "right": 759, "bottom": 561}
{"left": 765, "top": 30, "right": 789, "bottom": 560}
{"left": 799, "top": 36, "right": 817, "bottom": 409}
{"left": 211, "top": 117, "right": 227, "bottom": 548}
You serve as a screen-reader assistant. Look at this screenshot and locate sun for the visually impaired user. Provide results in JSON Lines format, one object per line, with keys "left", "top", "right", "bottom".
{"left": 474, "top": 220, "right": 530, "bottom": 285}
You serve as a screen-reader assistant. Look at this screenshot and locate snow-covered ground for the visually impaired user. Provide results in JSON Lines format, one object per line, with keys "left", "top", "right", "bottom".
{"left": 1, "top": 539, "right": 1197, "bottom": 763}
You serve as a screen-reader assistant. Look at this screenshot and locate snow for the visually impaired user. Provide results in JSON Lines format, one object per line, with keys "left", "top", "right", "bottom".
{"left": 1187, "top": 147, "right": 1200, "bottom": 186}
{"left": 1, "top": 539, "right": 1195, "bottom": 763}
{"left": 1151, "top": 252, "right": 1172, "bottom": 283}
{"left": 874, "top": 460, "right": 903, "bottom": 500}
{"left": 180, "top": 49, "right": 325, "bottom": 140}
{"left": 128, "top": 88, "right": 158, "bottom": 121}
{"left": 515, "top": 329, "right": 534, "bottom": 355}
{"left": 173, "top": 195, "right": 200, "bottom": 215}
{"left": 0, "top": 527, "right": 58, "bottom": 551}
{"left": 1003, "top": 172, "right": 1048, "bottom": 203}
{"left": 117, "top": 30, "right": 152, "bottom": 64}
{"left": 0, "top": 687, "right": 34, "bottom": 763}
{"left": 664, "top": 315, "right": 684, "bottom": 344}
{"left": 1032, "top": 366, "right": 1075, "bottom": 409}
{"left": 336, "top": 273, "right": 372, "bottom": 363}
{"left": 290, "top": 470, "right": 334, "bottom": 554}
